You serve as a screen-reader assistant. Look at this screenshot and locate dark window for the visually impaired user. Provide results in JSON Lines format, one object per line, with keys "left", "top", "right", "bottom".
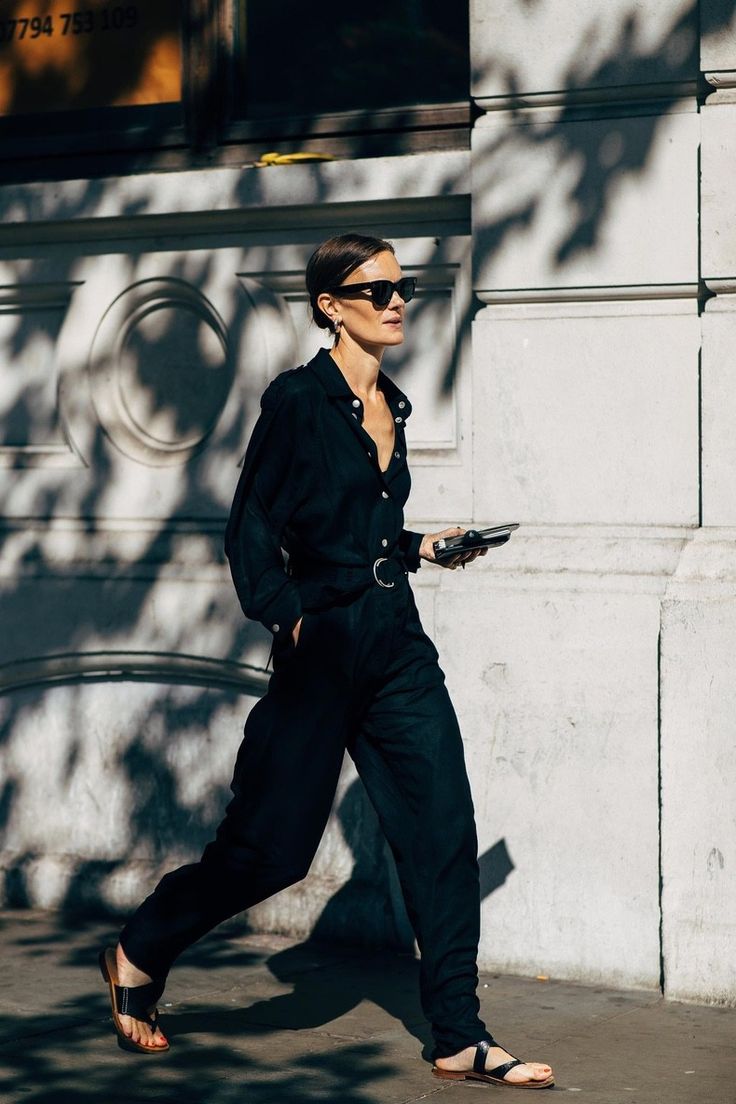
{"left": 0, "top": 1, "right": 470, "bottom": 183}
{"left": 235, "top": 3, "right": 468, "bottom": 118}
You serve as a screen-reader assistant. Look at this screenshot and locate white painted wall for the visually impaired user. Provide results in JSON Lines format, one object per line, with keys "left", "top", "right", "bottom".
{"left": 0, "top": 0, "right": 734, "bottom": 1003}
{"left": 467, "top": 0, "right": 736, "bottom": 1002}
{"left": 0, "top": 155, "right": 475, "bottom": 954}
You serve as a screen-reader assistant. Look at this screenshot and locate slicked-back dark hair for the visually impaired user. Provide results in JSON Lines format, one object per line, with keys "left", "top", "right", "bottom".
{"left": 306, "top": 233, "right": 395, "bottom": 335}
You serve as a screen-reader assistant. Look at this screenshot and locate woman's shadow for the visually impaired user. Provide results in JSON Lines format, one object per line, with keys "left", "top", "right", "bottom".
{"left": 169, "top": 777, "right": 515, "bottom": 1063}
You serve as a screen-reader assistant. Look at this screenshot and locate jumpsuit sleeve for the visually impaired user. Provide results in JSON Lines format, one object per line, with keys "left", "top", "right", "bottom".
{"left": 399, "top": 528, "right": 423, "bottom": 572}
{"left": 224, "top": 379, "right": 306, "bottom": 645}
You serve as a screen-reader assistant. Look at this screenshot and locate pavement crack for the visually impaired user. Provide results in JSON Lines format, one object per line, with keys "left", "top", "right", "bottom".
{"left": 546, "top": 996, "right": 663, "bottom": 1045}
{"left": 399, "top": 1086, "right": 448, "bottom": 1103}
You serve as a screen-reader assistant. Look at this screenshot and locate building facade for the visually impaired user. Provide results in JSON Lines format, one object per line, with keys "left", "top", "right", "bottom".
{"left": 0, "top": 1, "right": 733, "bottom": 1005}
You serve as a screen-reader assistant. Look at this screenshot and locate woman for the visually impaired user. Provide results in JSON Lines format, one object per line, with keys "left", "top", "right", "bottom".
{"left": 99, "top": 234, "right": 554, "bottom": 1090}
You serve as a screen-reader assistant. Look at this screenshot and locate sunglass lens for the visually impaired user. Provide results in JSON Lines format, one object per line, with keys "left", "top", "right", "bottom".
{"left": 367, "top": 278, "right": 417, "bottom": 306}
{"left": 371, "top": 281, "right": 392, "bottom": 307}
{"left": 398, "top": 278, "right": 416, "bottom": 303}
{"left": 366, "top": 278, "right": 417, "bottom": 304}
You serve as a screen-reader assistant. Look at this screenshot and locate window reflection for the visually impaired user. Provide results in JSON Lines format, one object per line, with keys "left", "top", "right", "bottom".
{"left": 235, "top": 1, "right": 469, "bottom": 119}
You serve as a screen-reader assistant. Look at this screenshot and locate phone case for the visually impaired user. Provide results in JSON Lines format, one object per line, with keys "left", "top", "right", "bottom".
{"left": 432, "top": 524, "right": 519, "bottom": 563}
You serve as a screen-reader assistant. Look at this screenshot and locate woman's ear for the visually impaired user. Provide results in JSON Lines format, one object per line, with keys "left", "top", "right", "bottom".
{"left": 316, "top": 290, "right": 337, "bottom": 327}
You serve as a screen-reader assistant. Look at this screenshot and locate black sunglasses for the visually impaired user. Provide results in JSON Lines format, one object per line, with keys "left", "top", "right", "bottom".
{"left": 327, "top": 277, "right": 417, "bottom": 308}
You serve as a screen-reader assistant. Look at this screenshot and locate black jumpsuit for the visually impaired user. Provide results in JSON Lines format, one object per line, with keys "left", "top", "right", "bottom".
{"left": 120, "top": 346, "right": 493, "bottom": 1060}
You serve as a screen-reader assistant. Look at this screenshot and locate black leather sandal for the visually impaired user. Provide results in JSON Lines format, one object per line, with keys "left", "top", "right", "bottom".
{"left": 432, "top": 1039, "right": 554, "bottom": 1089}
{"left": 98, "top": 947, "right": 170, "bottom": 1054}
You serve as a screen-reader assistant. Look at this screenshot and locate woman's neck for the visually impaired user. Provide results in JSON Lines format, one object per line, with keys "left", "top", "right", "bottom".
{"left": 329, "top": 336, "right": 384, "bottom": 399}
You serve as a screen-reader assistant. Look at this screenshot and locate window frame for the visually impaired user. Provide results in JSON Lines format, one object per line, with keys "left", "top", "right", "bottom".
{"left": 0, "top": 0, "right": 471, "bottom": 183}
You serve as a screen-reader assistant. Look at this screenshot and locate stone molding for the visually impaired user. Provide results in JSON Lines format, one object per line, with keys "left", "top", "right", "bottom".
{"left": 475, "top": 82, "right": 697, "bottom": 119}
{"left": 87, "top": 277, "right": 232, "bottom": 468}
{"left": 704, "top": 69, "right": 736, "bottom": 87}
{"left": 0, "top": 152, "right": 471, "bottom": 246}
{"left": 0, "top": 650, "right": 269, "bottom": 696}
{"left": 703, "top": 278, "right": 736, "bottom": 309}
{"left": 475, "top": 284, "right": 698, "bottom": 308}
{"left": 1, "top": 519, "right": 723, "bottom": 589}
{"left": 0, "top": 282, "right": 81, "bottom": 308}
{"left": 0, "top": 281, "right": 84, "bottom": 469}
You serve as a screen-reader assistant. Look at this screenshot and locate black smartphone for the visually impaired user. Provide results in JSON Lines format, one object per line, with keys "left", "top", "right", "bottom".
{"left": 432, "top": 523, "right": 520, "bottom": 564}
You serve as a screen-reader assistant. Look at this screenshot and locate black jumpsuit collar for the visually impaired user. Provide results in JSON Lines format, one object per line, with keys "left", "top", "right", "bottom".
{"left": 307, "top": 346, "right": 413, "bottom": 423}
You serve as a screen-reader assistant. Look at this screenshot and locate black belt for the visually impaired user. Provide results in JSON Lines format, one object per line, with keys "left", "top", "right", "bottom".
{"left": 287, "top": 553, "right": 408, "bottom": 609}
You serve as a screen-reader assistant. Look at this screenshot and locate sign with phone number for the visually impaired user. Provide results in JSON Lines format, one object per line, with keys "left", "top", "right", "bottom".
{"left": 0, "top": 0, "right": 180, "bottom": 115}
{"left": 0, "top": 7, "right": 138, "bottom": 40}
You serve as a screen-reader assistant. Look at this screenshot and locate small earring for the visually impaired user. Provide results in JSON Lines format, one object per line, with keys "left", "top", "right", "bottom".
{"left": 334, "top": 317, "right": 342, "bottom": 334}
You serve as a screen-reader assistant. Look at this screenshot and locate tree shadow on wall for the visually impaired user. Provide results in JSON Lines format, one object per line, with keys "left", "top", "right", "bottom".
{"left": 0, "top": 3, "right": 733, "bottom": 1090}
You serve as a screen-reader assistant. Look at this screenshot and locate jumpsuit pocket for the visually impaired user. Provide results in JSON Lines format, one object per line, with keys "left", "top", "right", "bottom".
{"left": 281, "top": 610, "right": 319, "bottom": 656}
{"left": 293, "top": 612, "right": 309, "bottom": 650}
{"left": 299, "top": 608, "right": 327, "bottom": 650}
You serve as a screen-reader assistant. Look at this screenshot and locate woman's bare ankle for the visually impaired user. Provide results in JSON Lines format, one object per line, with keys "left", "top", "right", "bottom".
{"left": 435, "top": 1045, "right": 476, "bottom": 1069}
{"left": 115, "top": 942, "right": 152, "bottom": 986}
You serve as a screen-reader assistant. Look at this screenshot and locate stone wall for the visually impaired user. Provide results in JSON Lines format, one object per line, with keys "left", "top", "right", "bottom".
{"left": 0, "top": 156, "right": 473, "bottom": 954}
{"left": 466, "top": 0, "right": 736, "bottom": 1002}
{"left": 0, "top": 0, "right": 733, "bottom": 1004}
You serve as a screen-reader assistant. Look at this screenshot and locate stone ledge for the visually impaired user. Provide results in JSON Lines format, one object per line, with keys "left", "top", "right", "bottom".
{"left": 0, "top": 650, "right": 268, "bottom": 697}
{"left": 0, "top": 151, "right": 470, "bottom": 237}
{"left": 474, "top": 82, "right": 697, "bottom": 121}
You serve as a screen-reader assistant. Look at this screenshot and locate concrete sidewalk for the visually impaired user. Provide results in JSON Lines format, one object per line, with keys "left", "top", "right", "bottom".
{"left": 0, "top": 909, "right": 732, "bottom": 1104}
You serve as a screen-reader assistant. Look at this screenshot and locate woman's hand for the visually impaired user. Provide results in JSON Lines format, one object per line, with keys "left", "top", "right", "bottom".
{"left": 418, "top": 527, "right": 489, "bottom": 570}
{"left": 291, "top": 616, "right": 303, "bottom": 646}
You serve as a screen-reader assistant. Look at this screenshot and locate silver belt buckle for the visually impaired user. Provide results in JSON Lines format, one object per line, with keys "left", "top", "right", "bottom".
{"left": 372, "top": 556, "right": 395, "bottom": 589}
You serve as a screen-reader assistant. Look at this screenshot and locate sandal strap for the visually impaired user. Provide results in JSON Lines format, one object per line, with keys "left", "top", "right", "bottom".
{"left": 473, "top": 1039, "right": 524, "bottom": 1081}
{"left": 114, "top": 978, "right": 165, "bottom": 1022}
{"left": 473, "top": 1040, "right": 490, "bottom": 1074}
{"left": 488, "top": 1058, "right": 524, "bottom": 1080}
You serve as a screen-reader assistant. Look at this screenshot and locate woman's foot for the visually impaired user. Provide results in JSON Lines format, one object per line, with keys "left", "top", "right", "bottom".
{"left": 115, "top": 943, "right": 168, "bottom": 1050}
{"left": 434, "top": 1043, "right": 553, "bottom": 1086}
